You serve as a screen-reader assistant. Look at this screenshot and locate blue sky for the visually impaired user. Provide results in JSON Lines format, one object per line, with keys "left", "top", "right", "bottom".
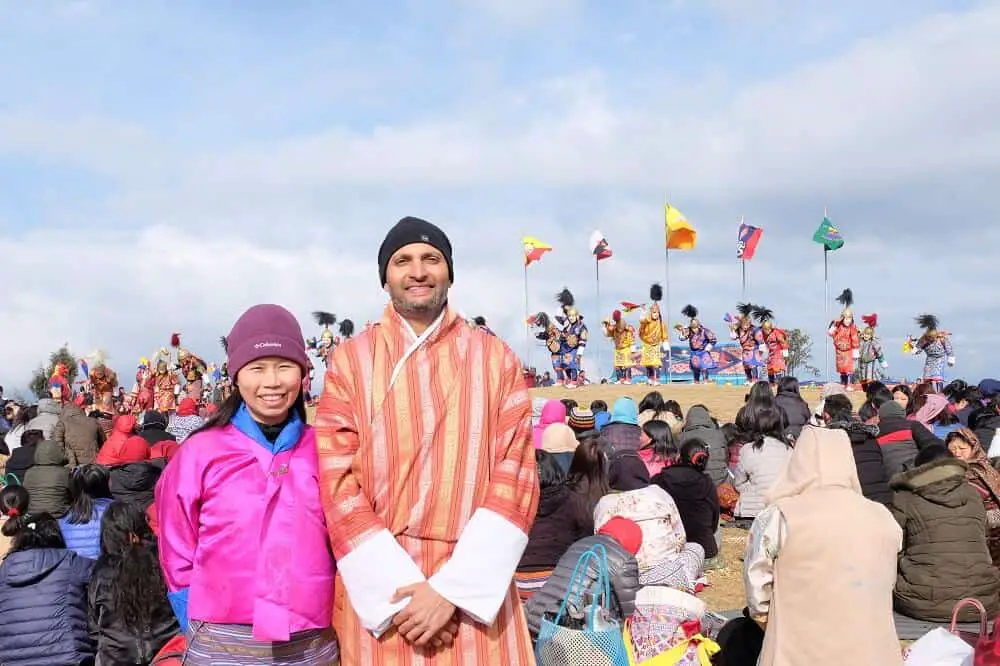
{"left": 1, "top": 0, "right": 998, "bottom": 392}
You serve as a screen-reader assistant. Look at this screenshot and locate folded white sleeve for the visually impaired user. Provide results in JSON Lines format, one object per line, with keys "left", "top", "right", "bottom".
{"left": 335, "top": 529, "right": 427, "bottom": 637}
{"left": 429, "top": 509, "right": 528, "bottom": 625}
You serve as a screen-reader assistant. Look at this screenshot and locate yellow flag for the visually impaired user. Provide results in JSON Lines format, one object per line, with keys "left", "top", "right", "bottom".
{"left": 665, "top": 203, "right": 697, "bottom": 250}
{"left": 522, "top": 235, "right": 553, "bottom": 266}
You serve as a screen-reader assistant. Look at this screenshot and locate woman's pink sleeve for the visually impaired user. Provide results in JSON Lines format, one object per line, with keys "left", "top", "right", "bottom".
{"left": 155, "top": 444, "right": 203, "bottom": 593}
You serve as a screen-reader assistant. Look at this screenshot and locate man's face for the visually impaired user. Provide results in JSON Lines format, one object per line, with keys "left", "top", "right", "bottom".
{"left": 384, "top": 242, "right": 450, "bottom": 319}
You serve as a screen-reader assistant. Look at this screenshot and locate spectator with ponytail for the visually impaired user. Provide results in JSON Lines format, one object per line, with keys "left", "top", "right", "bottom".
{"left": 59, "top": 464, "right": 113, "bottom": 560}
{"left": 0, "top": 484, "right": 29, "bottom": 558}
{"left": 89, "top": 500, "right": 178, "bottom": 664}
{"left": 0, "top": 511, "right": 95, "bottom": 665}
{"left": 652, "top": 439, "right": 721, "bottom": 561}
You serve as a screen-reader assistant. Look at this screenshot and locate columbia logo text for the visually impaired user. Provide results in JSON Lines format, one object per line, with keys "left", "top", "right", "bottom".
{"left": 254, "top": 342, "right": 283, "bottom": 349}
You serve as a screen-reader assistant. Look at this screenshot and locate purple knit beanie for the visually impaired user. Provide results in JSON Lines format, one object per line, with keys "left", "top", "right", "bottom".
{"left": 224, "top": 304, "right": 309, "bottom": 378}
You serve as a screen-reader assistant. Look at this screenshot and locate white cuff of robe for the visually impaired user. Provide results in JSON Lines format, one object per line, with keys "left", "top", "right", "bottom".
{"left": 335, "top": 529, "right": 426, "bottom": 637}
{"left": 429, "top": 509, "right": 528, "bottom": 625}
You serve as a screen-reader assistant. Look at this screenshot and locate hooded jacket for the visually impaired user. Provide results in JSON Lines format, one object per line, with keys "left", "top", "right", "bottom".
{"left": 652, "top": 464, "right": 720, "bottom": 558}
{"left": 678, "top": 405, "right": 729, "bottom": 485}
{"left": 826, "top": 420, "right": 892, "bottom": 504}
{"left": 601, "top": 397, "right": 642, "bottom": 456}
{"left": 774, "top": 390, "right": 812, "bottom": 443}
{"left": 24, "top": 440, "right": 71, "bottom": 517}
{"left": 519, "top": 484, "right": 594, "bottom": 572}
{"left": 25, "top": 399, "right": 61, "bottom": 440}
{"left": 523, "top": 534, "right": 640, "bottom": 638}
{"left": 890, "top": 457, "right": 1000, "bottom": 622}
{"left": 0, "top": 547, "right": 95, "bottom": 665}
{"left": 110, "top": 460, "right": 164, "bottom": 509}
{"left": 88, "top": 548, "right": 180, "bottom": 665}
{"left": 734, "top": 436, "right": 791, "bottom": 518}
{"left": 532, "top": 400, "right": 566, "bottom": 449}
{"left": 52, "top": 402, "right": 105, "bottom": 467}
{"left": 96, "top": 414, "right": 136, "bottom": 465}
{"left": 138, "top": 411, "right": 177, "bottom": 446}
{"left": 753, "top": 427, "right": 902, "bottom": 666}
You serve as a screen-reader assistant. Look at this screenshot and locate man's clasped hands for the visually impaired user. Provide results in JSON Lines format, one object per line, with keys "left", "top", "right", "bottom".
{"left": 391, "top": 582, "right": 460, "bottom": 649}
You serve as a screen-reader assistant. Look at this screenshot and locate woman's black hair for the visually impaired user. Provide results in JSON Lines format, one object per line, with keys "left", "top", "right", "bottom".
{"left": 858, "top": 401, "right": 877, "bottom": 422}
{"left": 776, "top": 376, "right": 801, "bottom": 396}
{"left": 3, "top": 512, "right": 65, "bottom": 552}
{"left": 638, "top": 391, "right": 665, "bottom": 415}
{"left": 680, "top": 438, "right": 710, "bottom": 472}
{"left": 943, "top": 380, "right": 969, "bottom": 401}
{"left": 535, "top": 450, "right": 567, "bottom": 488}
{"left": 662, "top": 400, "right": 683, "bottom": 422}
{"left": 747, "top": 381, "right": 774, "bottom": 401}
{"left": 735, "top": 387, "right": 786, "bottom": 449}
{"left": 567, "top": 432, "right": 610, "bottom": 507}
{"left": 18, "top": 429, "right": 44, "bottom": 449}
{"left": 100, "top": 501, "right": 168, "bottom": 631}
{"left": 189, "top": 381, "right": 307, "bottom": 439}
{"left": 0, "top": 486, "right": 29, "bottom": 521}
{"left": 914, "top": 443, "right": 952, "bottom": 467}
{"left": 891, "top": 384, "right": 914, "bottom": 414}
{"left": 559, "top": 398, "right": 578, "bottom": 413}
{"left": 641, "top": 419, "right": 678, "bottom": 465}
{"left": 870, "top": 387, "right": 895, "bottom": 409}
{"left": 12, "top": 405, "right": 37, "bottom": 428}
{"left": 589, "top": 400, "right": 608, "bottom": 413}
{"left": 66, "top": 464, "right": 112, "bottom": 525}
{"left": 823, "top": 394, "right": 854, "bottom": 423}
{"left": 864, "top": 381, "right": 888, "bottom": 400}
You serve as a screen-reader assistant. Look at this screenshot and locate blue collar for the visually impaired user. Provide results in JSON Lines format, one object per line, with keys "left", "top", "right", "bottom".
{"left": 231, "top": 402, "right": 304, "bottom": 455}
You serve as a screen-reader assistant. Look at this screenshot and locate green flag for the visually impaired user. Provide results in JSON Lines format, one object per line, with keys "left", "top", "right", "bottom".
{"left": 812, "top": 216, "right": 844, "bottom": 251}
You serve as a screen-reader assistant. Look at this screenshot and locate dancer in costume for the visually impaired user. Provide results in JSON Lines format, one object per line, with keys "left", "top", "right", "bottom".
{"left": 906, "top": 314, "right": 955, "bottom": 391}
{"left": 132, "top": 357, "right": 155, "bottom": 414}
{"left": 857, "top": 313, "right": 888, "bottom": 391}
{"left": 530, "top": 312, "right": 562, "bottom": 382}
{"left": 171, "top": 334, "right": 207, "bottom": 400}
{"left": 554, "top": 288, "right": 588, "bottom": 388}
{"left": 603, "top": 309, "right": 636, "bottom": 384}
{"left": 471, "top": 315, "right": 497, "bottom": 336}
{"left": 153, "top": 350, "right": 178, "bottom": 413}
{"left": 828, "top": 289, "right": 861, "bottom": 388}
{"left": 88, "top": 350, "right": 118, "bottom": 414}
{"left": 311, "top": 311, "right": 337, "bottom": 367}
{"left": 638, "top": 284, "right": 667, "bottom": 384}
{"left": 729, "top": 302, "right": 765, "bottom": 384}
{"left": 754, "top": 306, "right": 789, "bottom": 383}
{"left": 675, "top": 305, "right": 717, "bottom": 384}
{"left": 49, "top": 362, "right": 72, "bottom": 403}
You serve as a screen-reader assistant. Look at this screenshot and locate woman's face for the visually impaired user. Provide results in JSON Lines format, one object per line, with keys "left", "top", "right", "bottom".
{"left": 639, "top": 429, "right": 651, "bottom": 446}
{"left": 948, "top": 436, "right": 974, "bottom": 461}
{"left": 893, "top": 390, "right": 909, "bottom": 410}
{"left": 237, "top": 357, "right": 303, "bottom": 425}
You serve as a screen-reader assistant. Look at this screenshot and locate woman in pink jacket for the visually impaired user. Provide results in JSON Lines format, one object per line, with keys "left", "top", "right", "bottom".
{"left": 156, "top": 304, "right": 339, "bottom": 664}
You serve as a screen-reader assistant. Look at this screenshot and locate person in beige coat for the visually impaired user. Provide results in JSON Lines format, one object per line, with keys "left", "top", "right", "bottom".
{"left": 741, "top": 426, "right": 902, "bottom": 666}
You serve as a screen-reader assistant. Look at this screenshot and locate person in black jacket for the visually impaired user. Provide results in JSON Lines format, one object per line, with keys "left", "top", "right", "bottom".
{"left": 88, "top": 501, "right": 179, "bottom": 665}
{"left": 774, "top": 377, "right": 812, "bottom": 444}
{"left": 0, "top": 511, "right": 95, "bottom": 665}
{"left": 5, "top": 428, "right": 43, "bottom": 486}
{"left": 822, "top": 394, "right": 892, "bottom": 504}
{"left": 652, "top": 438, "right": 721, "bottom": 560}
{"left": 135, "top": 411, "right": 176, "bottom": 447}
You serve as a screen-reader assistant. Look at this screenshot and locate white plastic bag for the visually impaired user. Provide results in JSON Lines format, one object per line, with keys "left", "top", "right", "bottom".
{"left": 904, "top": 627, "right": 972, "bottom": 665}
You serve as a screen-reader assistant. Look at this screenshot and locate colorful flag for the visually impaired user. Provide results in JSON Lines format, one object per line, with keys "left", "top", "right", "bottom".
{"left": 522, "top": 235, "right": 553, "bottom": 266}
{"left": 79, "top": 359, "right": 89, "bottom": 380}
{"left": 589, "top": 230, "right": 613, "bottom": 260}
{"left": 812, "top": 216, "right": 844, "bottom": 251}
{"left": 665, "top": 203, "right": 697, "bottom": 250}
{"left": 737, "top": 223, "right": 763, "bottom": 261}
{"left": 620, "top": 301, "right": 641, "bottom": 314}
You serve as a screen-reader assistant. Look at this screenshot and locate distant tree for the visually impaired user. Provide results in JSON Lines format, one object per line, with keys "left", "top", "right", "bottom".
{"left": 28, "top": 345, "right": 79, "bottom": 399}
{"left": 786, "top": 328, "right": 820, "bottom": 378}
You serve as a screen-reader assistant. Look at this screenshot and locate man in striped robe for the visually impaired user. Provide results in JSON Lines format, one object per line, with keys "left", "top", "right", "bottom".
{"left": 316, "top": 216, "right": 540, "bottom": 665}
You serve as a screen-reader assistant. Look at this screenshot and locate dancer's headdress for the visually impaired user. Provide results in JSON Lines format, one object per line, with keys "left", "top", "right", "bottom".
{"left": 649, "top": 284, "right": 663, "bottom": 316}
{"left": 557, "top": 288, "right": 578, "bottom": 318}
{"left": 861, "top": 313, "right": 878, "bottom": 337}
{"left": 681, "top": 304, "right": 699, "bottom": 327}
{"left": 836, "top": 289, "right": 854, "bottom": 318}
{"left": 752, "top": 305, "right": 775, "bottom": 329}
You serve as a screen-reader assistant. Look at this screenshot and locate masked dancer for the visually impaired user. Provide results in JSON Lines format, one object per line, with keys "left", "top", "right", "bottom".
{"left": 729, "top": 302, "right": 765, "bottom": 384}
{"left": 675, "top": 305, "right": 717, "bottom": 384}
{"left": 906, "top": 314, "right": 955, "bottom": 391}
{"left": 828, "top": 289, "right": 861, "bottom": 388}
{"left": 857, "top": 313, "right": 888, "bottom": 391}
{"left": 554, "top": 288, "right": 588, "bottom": 389}
{"left": 638, "top": 284, "right": 667, "bottom": 384}
{"left": 754, "top": 306, "right": 789, "bottom": 383}
{"left": 603, "top": 309, "right": 636, "bottom": 384}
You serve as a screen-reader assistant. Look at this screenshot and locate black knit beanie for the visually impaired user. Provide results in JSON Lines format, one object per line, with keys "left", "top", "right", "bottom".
{"left": 378, "top": 217, "right": 454, "bottom": 286}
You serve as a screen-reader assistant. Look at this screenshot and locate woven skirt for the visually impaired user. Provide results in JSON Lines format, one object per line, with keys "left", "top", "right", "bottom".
{"left": 184, "top": 621, "right": 339, "bottom": 665}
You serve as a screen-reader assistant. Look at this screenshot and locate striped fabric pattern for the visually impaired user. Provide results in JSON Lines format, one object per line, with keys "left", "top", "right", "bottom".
{"left": 315, "top": 304, "right": 539, "bottom": 665}
{"left": 182, "top": 622, "right": 339, "bottom": 665}
{"left": 514, "top": 569, "right": 553, "bottom": 602}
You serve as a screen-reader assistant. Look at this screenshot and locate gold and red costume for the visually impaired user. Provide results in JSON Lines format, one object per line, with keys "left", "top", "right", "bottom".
{"left": 154, "top": 359, "right": 178, "bottom": 412}
{"left": 603, "top": 311, "right": 635, "bottom": 384}
{"left": 638, "top": 284, "right": 667, "bottom": 384}
{"left": 828, "top": 289, "right": 860, "bottom": 386}
{"left": 133, "top": 359, "right": 155, "bottom": 413}
{"left": 49, "top": 363, "right": 72, "bottom": 403}
{"left": 89, "top": 363, "right": 118, "bottom": 413}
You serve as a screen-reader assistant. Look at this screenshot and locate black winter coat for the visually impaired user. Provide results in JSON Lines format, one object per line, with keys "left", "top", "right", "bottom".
{"left": 519, "top": 484, "right": 594, "bottom": 572}
{"left": 607, "top": 449, "right": 650, "bottom": 492}
{"left": 5, "top": 441, "right": 38, "bottom": 485}
{"left": 827, "top": 420, "right": 892, "bottom": 504}
{"left": 678, "top": 406, "right": 729, "bottom": 486}
{"left": 652, "top": 464, "right": 720, "bottom": 558}
{"left": 88, "top": 552, "right": 180, "bottom": 665}
{"left": 524, "top": 534, "right": 640, "bottom": 638}
{"left": 774, "top": 391, "right": 812, "bottom": 444}
{"left": 0, "top": 547, "right": 95, "bottom": 665}
{"left": 109, "top": 461, "right": 162, "bottom": 509}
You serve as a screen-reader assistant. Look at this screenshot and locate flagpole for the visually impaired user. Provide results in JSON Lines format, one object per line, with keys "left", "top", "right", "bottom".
{"left": 523, "top": 261, "right": 531, "bottom": 367}
{"left": 823, "top": 206, "right": 830, "bottom": 381}
{"left": 595, "top": 257, "right": 602, "bottom": 381}
{"left": 664, "top": 195, "right": 672, "bottom": 385}
{"left": 739, "top": 215, "right": 747, "bottom": 299}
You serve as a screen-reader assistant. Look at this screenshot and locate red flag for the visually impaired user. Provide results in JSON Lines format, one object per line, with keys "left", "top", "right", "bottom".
{"left": 737, "top": 223, "right": 763, "bottom": 261}
{"left": 590, "top": 230, "right": 613, "bottom": 260}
